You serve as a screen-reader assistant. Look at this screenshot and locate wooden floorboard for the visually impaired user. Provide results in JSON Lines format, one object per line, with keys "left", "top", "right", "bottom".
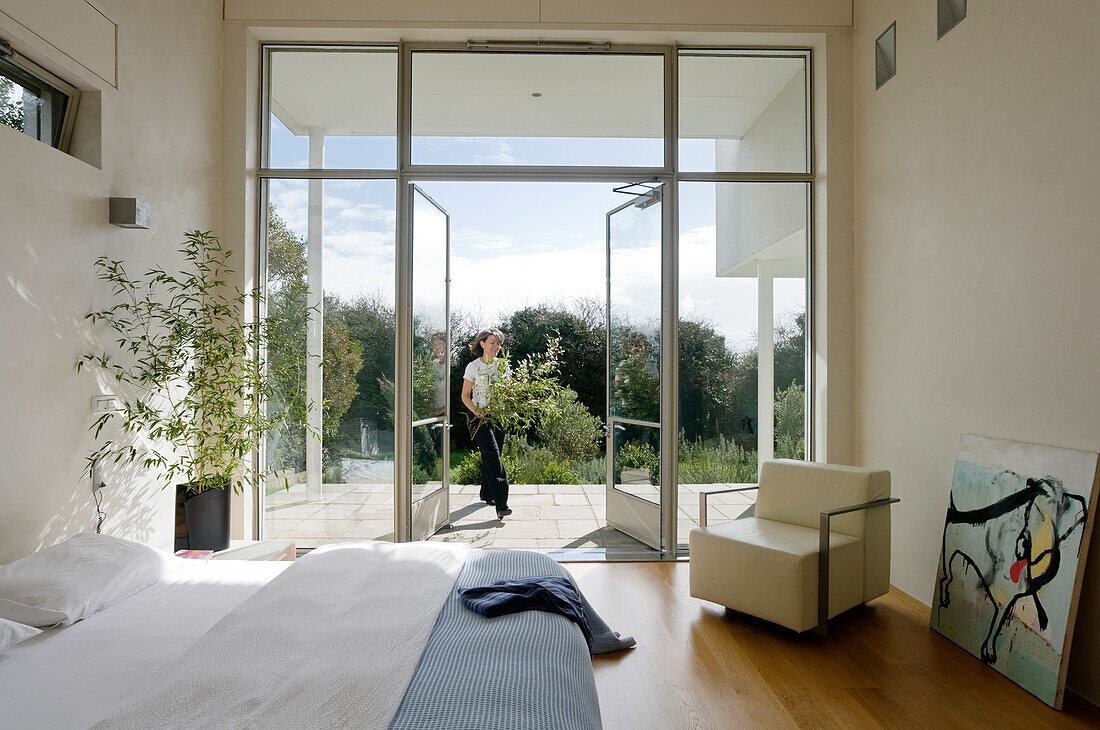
{"left": 567, "top": 561, "right": 1100, "bottom": 729}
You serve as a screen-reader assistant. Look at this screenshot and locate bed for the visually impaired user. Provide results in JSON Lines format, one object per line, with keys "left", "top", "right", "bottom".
{"left": 0, "top": 538, "right": 632, "bottom": 729}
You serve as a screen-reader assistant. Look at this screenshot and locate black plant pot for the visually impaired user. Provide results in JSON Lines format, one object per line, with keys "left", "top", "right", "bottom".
{"left": 183, "top": 485, "right": 231, "bottom": 551}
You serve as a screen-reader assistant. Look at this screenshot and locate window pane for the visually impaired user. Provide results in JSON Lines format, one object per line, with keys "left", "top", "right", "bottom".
{"left": 678, "top": 181, "right": 808, "bottom": 543}
{"left": 267, "top": 48, "right": 397, "bottom": 169}
{"left": 0, "top": 58, "right": 69, "bottom": 148}
{"left": 609, "top": 194, "right": 662, "bottom": 423}
{"left": 411, "top": 190, "right": 448, "bottom": 423}
{"left": 412, "top": 52, "right": 664, "bottom": 167}
{"left": 613, "top": 422, "right": 660, "bottom": 505}
{"left": 264, "top": 179, "right": 397, "bottom": 547}
{"left": 678, "top": 53, "right": 808, "bottom": 173}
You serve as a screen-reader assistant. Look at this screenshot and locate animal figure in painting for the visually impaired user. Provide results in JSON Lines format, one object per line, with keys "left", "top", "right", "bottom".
{"left": 936, "top": 470, "right": 1088, "bottom": 665}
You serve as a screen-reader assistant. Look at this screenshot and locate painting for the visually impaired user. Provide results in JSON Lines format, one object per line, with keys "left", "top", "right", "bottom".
{"left": 931, "top": 434, "right": 1099, "bottom": 708}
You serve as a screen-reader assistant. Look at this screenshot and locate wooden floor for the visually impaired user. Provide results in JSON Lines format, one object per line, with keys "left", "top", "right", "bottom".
{"left": 567, "top": 561, "right": 1100, "bottom": 729}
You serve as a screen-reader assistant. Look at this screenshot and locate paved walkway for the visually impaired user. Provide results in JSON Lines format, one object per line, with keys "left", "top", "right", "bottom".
{"left": 265, "top": 481, "right": 756, "bottom": 554}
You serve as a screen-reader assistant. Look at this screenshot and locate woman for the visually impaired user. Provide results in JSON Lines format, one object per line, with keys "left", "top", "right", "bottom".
{"left": 461, "top": 328, "right": 512, "bottom": 519}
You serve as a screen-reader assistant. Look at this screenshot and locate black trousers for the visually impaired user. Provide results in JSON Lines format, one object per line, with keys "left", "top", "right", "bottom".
{"left": 472, "top": 420, "right": 509, "bottom": 509}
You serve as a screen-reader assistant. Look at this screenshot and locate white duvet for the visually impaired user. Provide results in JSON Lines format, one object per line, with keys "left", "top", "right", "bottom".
{"left": 95, "top": 541, "right": 469, "bottom": 729}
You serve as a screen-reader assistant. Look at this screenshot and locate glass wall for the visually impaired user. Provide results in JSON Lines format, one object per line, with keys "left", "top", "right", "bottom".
{"left": 411, "top": 52, "right": 664, "bottom": 167}
{"left": 259, "top": 44, "right": 813, "bottom": 553}
{"left": 677, "top": 181, "right": 808, "bottom": 544}
{"left": 266, "top": 47, "right": 397, "bottom": 169}
{"left": 263, "top": 178, "right": 397, "bottom": 548}
{"left": 679, "top": 52, "right": 809, "bottom": 174}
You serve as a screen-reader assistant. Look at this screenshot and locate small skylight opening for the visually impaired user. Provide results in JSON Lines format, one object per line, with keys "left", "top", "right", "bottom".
{"left": 938, "top": 0, "right": 967, "bottom": 40}
{"left": 875, "top": 23, "right": 897, "bottom": 90}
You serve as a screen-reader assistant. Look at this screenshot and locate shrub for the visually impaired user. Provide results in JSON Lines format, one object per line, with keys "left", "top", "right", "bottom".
{"left": 536, "top": 387, "right": 602, "bottom": 461}
{"left": 677, "top": 433, "right": 758, "bottom": 484}
{"left": 512, "top": 453, "right": 580, "bottom": 485}
{"left": 774, "top": 381, "right": 806, "bottom": 460}
{"left": 451, "top": 449, "right": 483, "bottom": 485}
{"left": 575, "top": 456, "right": 605, "bottom": 484}
{"left": 616, "top": 441, "right": 659, "bottom": 486}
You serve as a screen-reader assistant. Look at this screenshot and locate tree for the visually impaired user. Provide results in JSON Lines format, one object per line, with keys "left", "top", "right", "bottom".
{"left": 500, "top": 303, "right": 606, "bottom": 419}
{"left": 677, "top": 318, "right": 741, "bottom": 443}
{"left": 337, "top": 294, "right": 396, "bottom": 433}
{"left": 0, "top": 78, "right": 24, "bottom": 131}
{"left": 264, "top": 204, "right": 363, "bottom": 471}
{"left": 773, "top": 311, "right": 806, "bottom": 395}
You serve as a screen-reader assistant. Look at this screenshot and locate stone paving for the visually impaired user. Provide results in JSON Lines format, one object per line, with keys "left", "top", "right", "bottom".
{"left": 265, "top": 481, "right": 756, "bottom": 555}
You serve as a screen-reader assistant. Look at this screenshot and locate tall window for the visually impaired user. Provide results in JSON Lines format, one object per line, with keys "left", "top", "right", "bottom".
{"left": 259, "top": 44, "right": 813, "bottom": 551}
{"left": 677, "top": 51, "right": 810, "bottom": 544}
{"left": 262, "top": 47, "right": 400, "bottom": 548}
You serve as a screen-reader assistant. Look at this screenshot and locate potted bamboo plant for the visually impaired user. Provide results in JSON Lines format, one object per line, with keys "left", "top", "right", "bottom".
{"left": 79, "top": 230, "right": 298, "bottom": 550}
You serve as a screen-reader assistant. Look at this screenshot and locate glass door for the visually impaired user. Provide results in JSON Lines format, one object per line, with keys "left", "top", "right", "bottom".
{"left": 410, "top": 185, "right": 451, "bottom": 540}
{"left": 605, "top": 185, "right": 664, "bottom": 550}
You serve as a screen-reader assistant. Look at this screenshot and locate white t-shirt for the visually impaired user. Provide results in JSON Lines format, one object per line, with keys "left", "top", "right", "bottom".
{"left": 463, "top": 357, "right": 501, "bottom": 408}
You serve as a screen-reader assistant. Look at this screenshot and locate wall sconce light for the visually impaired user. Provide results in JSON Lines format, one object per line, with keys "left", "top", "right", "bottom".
{"left": 109, "top": 197, "right": 150, "bottom": 229}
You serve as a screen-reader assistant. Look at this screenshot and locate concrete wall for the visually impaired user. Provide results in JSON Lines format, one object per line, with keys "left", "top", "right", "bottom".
{"left": 0, "top": 0, "right": 224, "bottom": 562}
{"left": 852, "top": 0, "right": 1100, "bottom": 703}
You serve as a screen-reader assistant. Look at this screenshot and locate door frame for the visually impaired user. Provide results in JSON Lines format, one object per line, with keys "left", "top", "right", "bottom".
{"left": 605, "top": 186, "right": 665, "bottom": 552}
{"left": 407, "top": 183, "right": 452, "bottom": 541}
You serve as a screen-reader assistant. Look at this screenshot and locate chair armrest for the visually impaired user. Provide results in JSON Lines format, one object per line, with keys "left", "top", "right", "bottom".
{"left": 698, "top": 485, "right": 758, "bottom": 527}
{"left": 815, "top": 497, "right": 900, "bottom": 635}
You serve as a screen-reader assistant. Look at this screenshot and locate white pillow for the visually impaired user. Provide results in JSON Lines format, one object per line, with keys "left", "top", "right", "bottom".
{"left": 0, "top": 616, "right": 42, "bottom": 651}
{"left": 0, "top": 534, "right": 171, "bottom": 627}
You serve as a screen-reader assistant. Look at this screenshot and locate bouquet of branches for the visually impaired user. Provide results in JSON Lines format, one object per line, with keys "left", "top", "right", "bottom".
{"left": 471, "top": 336, "right": 567, "bottom": 437}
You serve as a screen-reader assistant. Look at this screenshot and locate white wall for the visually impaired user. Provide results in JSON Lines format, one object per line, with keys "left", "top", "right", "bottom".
{"left": 852, "top": 0, "right": 1100, "bottom": 703}
{"left": 0, "top": 0, "right": 224, "bottom": 562}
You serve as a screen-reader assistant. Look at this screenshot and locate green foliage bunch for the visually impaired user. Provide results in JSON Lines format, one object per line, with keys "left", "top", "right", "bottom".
{"left": 80, "top": 231, "right": 296, "bottom": 495}
{"left": 502, "top": 303, "right": 606, "bottom": 419}
{"left": 474, "top": 336, "right": 564, "bottom": 436}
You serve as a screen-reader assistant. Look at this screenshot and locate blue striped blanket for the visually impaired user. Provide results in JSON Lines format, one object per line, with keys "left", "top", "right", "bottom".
{"left": 390, "top": 549, "right": 635, "bottom": 730}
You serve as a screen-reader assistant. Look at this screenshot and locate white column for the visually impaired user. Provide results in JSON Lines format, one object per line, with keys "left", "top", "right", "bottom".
{"left": 306, "top": 127, "right": 324, "bottom": 501}
{"left": 757, "top": 259, "right": 774, "bottom": 467}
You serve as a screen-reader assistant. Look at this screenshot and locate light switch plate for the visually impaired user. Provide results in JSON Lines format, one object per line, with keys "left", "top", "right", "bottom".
{"left": 91, "top": 395, "right": 121, "bottom": 414}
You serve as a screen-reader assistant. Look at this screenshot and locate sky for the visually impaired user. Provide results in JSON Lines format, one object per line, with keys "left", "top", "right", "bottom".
{"left": 267, "top": 119, "right": 805, "bottom": 355}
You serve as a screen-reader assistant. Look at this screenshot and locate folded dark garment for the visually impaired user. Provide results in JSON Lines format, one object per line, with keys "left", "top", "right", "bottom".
{"left": 460, "top": 576, "right": 594, "bottom": 649}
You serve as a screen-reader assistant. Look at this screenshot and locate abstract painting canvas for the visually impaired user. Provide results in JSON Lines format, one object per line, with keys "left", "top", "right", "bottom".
{"left": 931, "top": 434, "right": 1099, "bottom": 708}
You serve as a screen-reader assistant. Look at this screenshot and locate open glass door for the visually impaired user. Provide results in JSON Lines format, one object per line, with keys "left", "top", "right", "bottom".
{"left": 410, "top": 185, "right": 451, "bottom": 540}
{"left": 606, "top": 185, "right": 663, "bottom": 550}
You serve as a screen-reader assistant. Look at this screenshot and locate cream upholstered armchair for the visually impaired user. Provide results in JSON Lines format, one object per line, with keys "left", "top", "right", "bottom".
{"left": 689, "top": 460, "right": 898, "bottom": 634}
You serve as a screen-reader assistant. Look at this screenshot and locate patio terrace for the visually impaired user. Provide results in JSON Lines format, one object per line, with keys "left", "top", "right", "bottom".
{"left": 265, "top": 482, "right": 756, "bottom": 557}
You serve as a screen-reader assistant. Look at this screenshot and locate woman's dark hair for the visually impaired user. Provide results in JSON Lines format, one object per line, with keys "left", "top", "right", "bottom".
{"left": 469, "top": 328, "right": 505, "bottom": 356}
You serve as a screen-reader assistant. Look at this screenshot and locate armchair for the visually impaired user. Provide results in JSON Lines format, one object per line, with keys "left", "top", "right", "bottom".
{"left": 689, "top": 460, "right": 898, "bottom": 634}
